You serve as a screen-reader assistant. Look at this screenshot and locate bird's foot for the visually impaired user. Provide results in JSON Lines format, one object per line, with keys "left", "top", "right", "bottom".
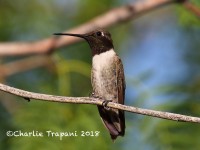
{"left": 90, "top": 93, "right": 112, "bottom": 110}
{"left": 102, "top": 100, "right": 113, "bottom": 110}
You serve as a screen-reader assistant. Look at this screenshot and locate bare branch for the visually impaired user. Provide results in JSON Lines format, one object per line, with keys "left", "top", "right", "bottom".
{"left": 0, "top": 83, "right": 200, "bottom": 123}
{"left": 184, "top": 1, "right": 200, "bottom": 18}
{"left": 0, "top": 0, "right": 175, "bottom": 56}
{"left": 0, "top": 0, "right": 199, "bottom": 57}
{"left": 0, "top": 55, "right": 55, "bottom": 78}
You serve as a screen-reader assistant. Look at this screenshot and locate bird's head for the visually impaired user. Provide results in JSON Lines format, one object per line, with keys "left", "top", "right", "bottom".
{"left": 54, "top": 29, "right": 114, "bottom": 55}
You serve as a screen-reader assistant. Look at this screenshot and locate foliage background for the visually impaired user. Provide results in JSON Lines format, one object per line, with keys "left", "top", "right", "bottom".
{"left": 0, "top": 0, "right": 200, "bottom": 150}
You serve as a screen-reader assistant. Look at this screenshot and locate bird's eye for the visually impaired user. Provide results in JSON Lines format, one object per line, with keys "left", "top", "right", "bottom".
{"left": 96, "top": 31, "right": 102, "bottom": 36}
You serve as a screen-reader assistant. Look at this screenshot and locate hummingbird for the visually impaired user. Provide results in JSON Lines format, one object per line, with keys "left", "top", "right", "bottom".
{"left": 54, "top": 29, "right": 126, "bottom": 141}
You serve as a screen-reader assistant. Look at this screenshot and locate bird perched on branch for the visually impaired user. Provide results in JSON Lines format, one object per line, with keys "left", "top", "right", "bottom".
{"left": 54, "top": 29, "right": 126, "bottom": 141}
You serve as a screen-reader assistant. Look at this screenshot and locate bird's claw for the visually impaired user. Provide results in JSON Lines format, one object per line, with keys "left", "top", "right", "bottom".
{"left": 90, "top": 93, "right": 112, "bottom": 110}
{"left": 102, "top": 100, "right": 112, "bottom": 110}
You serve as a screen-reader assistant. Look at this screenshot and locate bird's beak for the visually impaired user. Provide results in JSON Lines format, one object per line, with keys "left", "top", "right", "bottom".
{"left": 53, "top": 33, "right": 88, "bottom": 39}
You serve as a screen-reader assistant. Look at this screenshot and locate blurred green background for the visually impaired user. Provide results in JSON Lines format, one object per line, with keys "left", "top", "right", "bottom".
{"left": 0, "top": 0, "right": 200, "bottom": 150}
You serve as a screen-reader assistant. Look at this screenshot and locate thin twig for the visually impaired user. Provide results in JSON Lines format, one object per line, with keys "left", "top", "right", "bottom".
{"left": 0, "top": 83, "right": 200, "bottom": 123}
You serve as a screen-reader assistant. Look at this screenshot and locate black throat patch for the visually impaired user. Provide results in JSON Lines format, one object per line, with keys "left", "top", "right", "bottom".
{"left": 84, "top": 29, "right": 114, "bottom": 56}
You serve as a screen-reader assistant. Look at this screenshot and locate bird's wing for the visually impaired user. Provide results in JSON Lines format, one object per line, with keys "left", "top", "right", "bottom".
{"left": 115, "top": 55, "right": 126, "bottom": 135}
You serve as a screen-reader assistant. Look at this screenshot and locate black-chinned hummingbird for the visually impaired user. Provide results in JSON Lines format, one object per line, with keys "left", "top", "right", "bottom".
{"left": 54, "top": 29, "right": 126, "bottom": 141}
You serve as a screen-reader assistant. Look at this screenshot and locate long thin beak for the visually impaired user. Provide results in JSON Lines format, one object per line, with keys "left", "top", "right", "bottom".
{"left": 53, "top": 33, "right": 87, "bottom": 39}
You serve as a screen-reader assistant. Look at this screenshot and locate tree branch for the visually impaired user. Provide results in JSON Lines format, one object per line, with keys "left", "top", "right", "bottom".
{"left": 183, "top": 1, "right": 200, "bottom": 18}
{"left": 0, "top": 55, "right": 55, "bottom": 78}
{"left": 0, "top": 83, "right": 200, "bottom": 123}
{"left": 0, "top": 0, "right": 177, "bottom": 56}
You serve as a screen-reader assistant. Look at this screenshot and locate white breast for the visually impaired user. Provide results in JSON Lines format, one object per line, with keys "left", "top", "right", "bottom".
{"left": 92, "top": 49, "right": 116, "bottom": 70}
{"left": 92, "top": 49, "right": 116, "bottom": 97}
